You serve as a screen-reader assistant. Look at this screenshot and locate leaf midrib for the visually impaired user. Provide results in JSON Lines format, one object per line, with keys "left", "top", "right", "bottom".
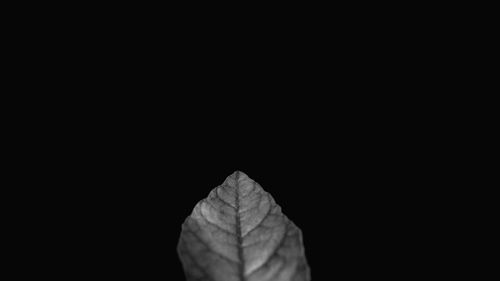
{"left": 234, "top": 173, "right": 246, "bottom": 281}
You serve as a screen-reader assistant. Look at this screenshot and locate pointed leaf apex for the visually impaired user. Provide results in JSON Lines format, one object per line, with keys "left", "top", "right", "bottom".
{"left": 227, "top": 170, "right": 248, "bottom": 181}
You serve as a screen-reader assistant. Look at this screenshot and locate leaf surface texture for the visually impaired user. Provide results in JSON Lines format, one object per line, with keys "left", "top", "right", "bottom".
{"left": 178, "top": 171, "right": 310, "bottom": 281}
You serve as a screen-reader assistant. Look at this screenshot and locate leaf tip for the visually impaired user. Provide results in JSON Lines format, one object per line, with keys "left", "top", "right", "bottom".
{"left": 226, "top": 170, "right": 245, "bottom": 180}
{"left": 224, "top": 171, "right": 251, "bottom": 188}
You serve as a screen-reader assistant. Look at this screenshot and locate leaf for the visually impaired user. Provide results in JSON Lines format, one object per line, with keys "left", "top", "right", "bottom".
{"left": 177, "top": 171, "right": 310, "bottom": 281}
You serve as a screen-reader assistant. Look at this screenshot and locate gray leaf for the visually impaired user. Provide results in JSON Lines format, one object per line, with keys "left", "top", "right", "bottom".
{"left": 177, "top": 171, "right": 310, "bottom": 281}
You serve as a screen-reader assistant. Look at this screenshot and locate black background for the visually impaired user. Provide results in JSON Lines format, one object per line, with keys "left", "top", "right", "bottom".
{"left": 15, "top": 4, "right": 450, "bottom": 279}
